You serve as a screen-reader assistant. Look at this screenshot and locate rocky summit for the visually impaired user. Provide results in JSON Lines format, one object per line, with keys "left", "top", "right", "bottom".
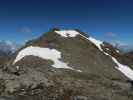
{"left": 0, "top": 29, "right": 133, "bottom": 100}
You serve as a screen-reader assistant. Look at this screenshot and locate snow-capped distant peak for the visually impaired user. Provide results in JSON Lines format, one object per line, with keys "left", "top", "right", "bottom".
{"left": 55, "top": 30, "right": 80, "bottom": 37}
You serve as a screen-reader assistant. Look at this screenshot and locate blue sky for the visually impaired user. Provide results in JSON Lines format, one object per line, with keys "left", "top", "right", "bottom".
{"left": 0, "top": 0, "right": 133, "bottom": 46}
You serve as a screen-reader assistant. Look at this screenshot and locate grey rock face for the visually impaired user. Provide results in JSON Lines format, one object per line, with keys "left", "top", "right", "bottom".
{"left": 0, "top": 97, "right": 14, "bottom": 100}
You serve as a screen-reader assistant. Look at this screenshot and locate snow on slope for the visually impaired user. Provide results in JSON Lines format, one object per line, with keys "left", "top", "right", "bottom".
{"left": 111, "top": 57, "right": 133, "bottom": 80}
{"left": 88, "top": 37, "right": 103, "bottom": 51}
{"left": 79, "top": 34, "right": 103, "bottom": 51}
{"left": 88, "top": 38, "right": 133, "bottom": 80}
{"left": 55, "top": 30, "right": 79, "bottom": 37}
{"left": 55, "top": 30, "right": 133, "bottom": 80}
{"left": 13, "top": 46, "right": 81, "bottom": 72}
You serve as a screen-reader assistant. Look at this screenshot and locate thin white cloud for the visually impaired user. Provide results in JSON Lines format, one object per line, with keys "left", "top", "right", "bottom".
{"left": 17, "top": 27, "right": 32, "bottom": 33}
{"left": 105, "top": 32, "right": 116, "bottom": 37}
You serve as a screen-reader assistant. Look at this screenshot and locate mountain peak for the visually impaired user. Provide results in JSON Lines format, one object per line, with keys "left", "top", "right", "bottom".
{"left": 1, "top": 29, "right": 133, "bottom": 100}
{"left": 10, "top": 29, "right": 133, "bottom": 80}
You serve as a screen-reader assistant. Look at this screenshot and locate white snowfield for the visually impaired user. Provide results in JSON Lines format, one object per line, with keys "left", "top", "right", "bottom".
{"left": 13, "top": 46, "right": 82, "bottom": 72}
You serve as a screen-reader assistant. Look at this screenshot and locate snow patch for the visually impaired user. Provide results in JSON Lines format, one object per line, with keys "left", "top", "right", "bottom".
{"left": 13, "top": 46, "right": 82, "bottom": 72}
{"left": 16, "top": 66, "right": 19, "bottom": 70}
{"left": 88, "top": 37, "right": 103, "bottom": 51}
{"left": 116, "top": 50, "right": 120, "bottom": 53}
{"left": 111, "top": 56, "right": 133, "bottom": 80}
{"left": 55, "top": 30, "right": 79, "bottom": 37}
{"left": 105, "top": 48, "right": 110, "bottom": 51}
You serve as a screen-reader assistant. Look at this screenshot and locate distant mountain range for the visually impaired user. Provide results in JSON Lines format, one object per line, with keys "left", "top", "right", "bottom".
{"left": 0, "top": 41, "right": 21, "bottom": 67}
{"left": 118, "top": 45, "right": 133, "bottom": 53}
{"left": 0, "top": 41, "right": 20, "bottom": 56}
